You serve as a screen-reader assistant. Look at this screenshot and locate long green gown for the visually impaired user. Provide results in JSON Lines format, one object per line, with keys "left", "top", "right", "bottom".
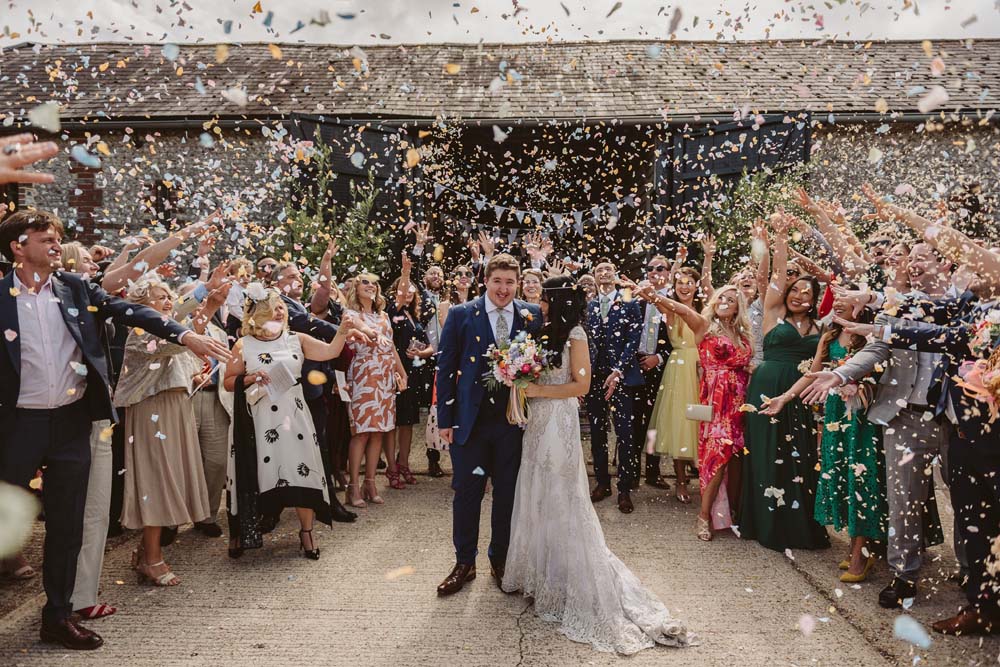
{"left": 739, "top": 321, "right": 830, "bottom": 551}
{"left": 813, "top": 341, "right": 888, "bottom": 541}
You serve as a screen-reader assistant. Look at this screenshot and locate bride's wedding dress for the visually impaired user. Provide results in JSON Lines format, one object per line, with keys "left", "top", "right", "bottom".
{"left": 502, "top": 326, "right": 697, "bottom": 654}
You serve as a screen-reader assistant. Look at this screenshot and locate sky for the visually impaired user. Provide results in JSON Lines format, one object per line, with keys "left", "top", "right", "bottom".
{"left": 1, "top": 0, "right": 998, "bottom": 46}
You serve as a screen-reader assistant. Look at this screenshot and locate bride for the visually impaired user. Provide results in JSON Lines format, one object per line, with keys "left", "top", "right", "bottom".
{"left": 501, "top": 275, "right": 697, "bottom": 654}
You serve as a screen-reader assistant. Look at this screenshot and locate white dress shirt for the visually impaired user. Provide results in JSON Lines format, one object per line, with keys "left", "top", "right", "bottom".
{"left": 485, "top": 295, "right": 514, "bottom": 342}
{"left": 639, "top": 288, "right": 668, "bottom": 360}
{"left": 13, "top": 272, "right": 87, "bottom": 409}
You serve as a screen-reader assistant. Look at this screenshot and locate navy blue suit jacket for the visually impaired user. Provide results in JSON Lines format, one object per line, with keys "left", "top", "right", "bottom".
{"left": 0, "top": 270, "right": 189, "bottom": 429}
{"left": 585, "top": 291, "right": 643, "bottom": 387}
{"left": 435, "top": 296, "right": 542, "bottom": 446}
{"left": 281, "top": 295, "right": 339, "bottom": 401}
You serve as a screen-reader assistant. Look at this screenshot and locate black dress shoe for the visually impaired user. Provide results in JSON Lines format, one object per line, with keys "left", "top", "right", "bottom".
{"left": 428, "top": 461, "right": 446, "bottom": 478}
{"left": 193, "top": 522, "right": 223, "bottom": 537}
{"left": 159, "top": 526, "right": 178, "bottom": 547}
{"left": 618, "top": 492, "right": 635, "bottom": 514}
{"left": 590, "top": 485, "right": 612, "bottom": 503}
{"left": 645, "top": 475, "right": 671, "bottom": 490}
{"left": 40, "top": 618, "right": 104, "bottom": 650}
{"left": 878, "top": 577, "right": 917, "bottom": 609}
{"left": 437, "top": 563, "right": 476, "bottom": 596}
{"left": 330, "top": 495, "right": 358, "bottom": 523}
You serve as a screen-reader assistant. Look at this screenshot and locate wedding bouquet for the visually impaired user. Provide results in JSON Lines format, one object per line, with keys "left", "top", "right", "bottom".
{"left": 483, "top": 331, "right": 549, "bottom": 427}
{"left": 955, "top": 309, "right": 1000, "bottom": 422}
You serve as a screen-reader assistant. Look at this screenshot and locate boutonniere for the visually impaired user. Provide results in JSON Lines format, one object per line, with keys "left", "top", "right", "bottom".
{"left": 519, "top": 308, "right": 533, "bottom": 323}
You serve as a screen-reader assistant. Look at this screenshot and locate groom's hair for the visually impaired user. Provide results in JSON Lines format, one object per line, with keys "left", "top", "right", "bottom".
{"left": 484, "top": 253, "right": 520, "bottom": 279}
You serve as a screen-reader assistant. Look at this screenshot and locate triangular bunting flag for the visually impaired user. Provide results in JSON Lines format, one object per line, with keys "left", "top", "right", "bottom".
{"left": 434, "top": 184, "right": 444, "bottom": 199}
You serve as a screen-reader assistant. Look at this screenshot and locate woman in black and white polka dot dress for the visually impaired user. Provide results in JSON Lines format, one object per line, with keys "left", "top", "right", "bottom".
{"left": 224, "top": 286, "right": 360, "bottom": 559}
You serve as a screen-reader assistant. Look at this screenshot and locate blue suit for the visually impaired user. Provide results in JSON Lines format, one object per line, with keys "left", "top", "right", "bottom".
{"left": 889, "top": 303, "right": 1000, "bottom": 617}
{"left": 435, "top": 296, "right": 541, "bottom": 565}
{"left": 585, "top": 291, "right": 643, "bottom": 493}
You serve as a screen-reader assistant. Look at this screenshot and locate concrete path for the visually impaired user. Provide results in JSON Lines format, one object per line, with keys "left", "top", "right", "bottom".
{"left": 1, "top": 445, "right": 998, "bottom": 666}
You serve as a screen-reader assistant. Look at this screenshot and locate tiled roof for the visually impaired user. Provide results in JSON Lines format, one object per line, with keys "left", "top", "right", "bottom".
{"left": 0, "top": 39, "right": 997, "bottom": 123}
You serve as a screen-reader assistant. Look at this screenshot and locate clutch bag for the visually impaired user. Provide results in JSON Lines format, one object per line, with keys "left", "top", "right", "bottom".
{"left": 685, "top": 403, "right": 713, "bottom": 422}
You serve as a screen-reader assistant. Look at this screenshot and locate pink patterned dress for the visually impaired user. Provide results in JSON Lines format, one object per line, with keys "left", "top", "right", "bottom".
{"left": 698, "top": 334, "right": 752, "bottom": 530}
{"left": 345, "top": 309, "right": 397, "bottom": 433}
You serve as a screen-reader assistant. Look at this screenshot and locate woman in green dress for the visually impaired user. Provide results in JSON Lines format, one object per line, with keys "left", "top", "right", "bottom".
{"left": 739, "top": 212, "right": 829, "bottom": 552}
{"left": 764, "top": 292, "right": 887, "bottom": 581}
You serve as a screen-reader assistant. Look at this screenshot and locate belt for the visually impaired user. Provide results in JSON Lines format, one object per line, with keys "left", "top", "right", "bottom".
{"left": 201, "top": 385, "right": 219, "bottom": 392}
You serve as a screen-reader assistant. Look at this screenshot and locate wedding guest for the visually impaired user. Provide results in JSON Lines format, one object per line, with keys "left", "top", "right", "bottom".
{"left": 419, "top": 264, "right": 447, "bottom": 477}
{"left": 225, "top": 286, "right": 355, "bottom": 559}
{"left": 385, "top": 252, "right": 433, "bottom": 487}
{"left": 632, "top": 255, "right": 672, "bottom": 490}
{"left": 344, "top": 273, "right": 408, "bottom": 507}
{"left": 739, "top": 212, "right": 829, "bottom": 552}
{"left": 642, "top": 284, "right": 752, "bottom": 539}
{"left": 648, "top": 266, "right": 703, "bottom": 503}
{"left": 585, "top": 259, "right": 643, "bottom": 514}
{"left": 0, "top": 210, "right": 228, "bottom": 650}
{"left": 115, "top": 277, "right": 225, "bottom": 587}
{"left": 766, "top": 291, "right": 886, "bottom": 581}
{"left": 519, "top": 268, "right": 544, "bottom": 305}
{"left": 58, "top": 242, "right": 116, "bottom": 619}
{"left": 578, "top": 273, "right": 598, "bottom": 301}
{"left": 449, "top": 264, "right": 479, "bottom": 305}
{"left": 224, "top": 257, "right": 253, "bottom": 341}
{"left": 803, "top": 242, "right": 969, "bottom": 607}
{"left": 256, "top": 255, "right": 279, "bottom": 285}
{"left": 884, "top": 241, "right": 912, "bottom": 294}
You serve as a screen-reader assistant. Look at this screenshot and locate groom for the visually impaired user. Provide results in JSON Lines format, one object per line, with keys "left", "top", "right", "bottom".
{"left": 435, "top": 253, "right": 542, "bottom": 596}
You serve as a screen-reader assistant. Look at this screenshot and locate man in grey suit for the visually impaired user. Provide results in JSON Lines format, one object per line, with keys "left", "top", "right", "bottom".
{"left": 803, "top": 243, "right": 968, "bottom": 608}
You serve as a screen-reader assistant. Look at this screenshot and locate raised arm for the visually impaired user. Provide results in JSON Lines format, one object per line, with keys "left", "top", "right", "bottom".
{"left": 700, "top": 233, "right": 715, "bottom": 299}
{"left": 396, "top": 250, "right": 414, "bottom": 310}
{"left": 752, "top": 220, "right": 771, "bottom": 301}
{"left": 796, "top": 189, "right": 865, "bottom": 278}
{"left": 762, "top": 211, "right": 792, "bottom": 332}
{"left": 310, "top": 238, "right": 338, "bottom": 317}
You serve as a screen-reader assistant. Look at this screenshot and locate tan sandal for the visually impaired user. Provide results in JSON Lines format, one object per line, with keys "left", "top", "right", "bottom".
{"left": 346, "top": 483, "right": 366, "bottom": 508}
{"left": 137, "top": 560, "right": 180, "bottom": 587}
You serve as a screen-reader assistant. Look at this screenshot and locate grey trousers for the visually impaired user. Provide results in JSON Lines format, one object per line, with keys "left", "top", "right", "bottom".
{"left": 192, "top": 392, "right": 231, "bottom": 520}
{"left": 884, "top": 408, "right": 968, "bottom": 583}
{"left": 70, "top": 420, "right": 112, "bottom": 611}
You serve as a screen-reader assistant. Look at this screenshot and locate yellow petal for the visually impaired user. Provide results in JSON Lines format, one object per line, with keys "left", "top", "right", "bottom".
{"left": 444, "top": 63, "right": 461, "bottom": 75}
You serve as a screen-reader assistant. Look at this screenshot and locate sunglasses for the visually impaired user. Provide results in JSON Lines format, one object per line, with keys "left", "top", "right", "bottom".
{"left": 454, "top": 270, "right": 472, "bottom": 277}
{"left": 645, "top": 265, "right": 668, "bottom": 272}
{"left": 359, "top": 278, "right": 377, "bottom": 287}
{"left": 258, "top": 263, "right": 276, "bottom": 270}
{"left": 786, "top": 269, "right": 801, "bottom": 277}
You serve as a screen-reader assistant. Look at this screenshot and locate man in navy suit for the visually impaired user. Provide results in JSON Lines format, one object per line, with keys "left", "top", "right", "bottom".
{"left": 842, "top": 297, "right": 1000, "bottom": 636}
{"left": 0, "top": 210, "right": 230, "bottom": 649}
{"left": 435, "top": 254, "right": 541, "bottom": 596}
{"left": 586, "top": 259, "right": 644, "bottom": 513}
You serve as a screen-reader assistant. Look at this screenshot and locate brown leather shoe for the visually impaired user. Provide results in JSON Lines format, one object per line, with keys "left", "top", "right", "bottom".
{"left": 590, "top": 485, "right": 612, "bottom": 503}
{"left": 437, "top": 563, "right": 476, "bottom": 596}
{"left": 488, "top": 557, "right": 513, "bottom": 593}
{"left": 618, "top": 492, "right": 634, "bottom": 514}
{"left": 40, "top": 618, "right": 104, "bottom": 650}
{"left": 931, "top": 608, "right": 1000, "bottom": 636}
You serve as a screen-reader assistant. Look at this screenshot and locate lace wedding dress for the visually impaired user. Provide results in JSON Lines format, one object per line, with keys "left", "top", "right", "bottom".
{"left": 502, "top": 326, "right": 697, "bottom": 654}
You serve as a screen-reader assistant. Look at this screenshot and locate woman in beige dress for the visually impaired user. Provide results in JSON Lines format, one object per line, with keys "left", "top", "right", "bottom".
{"left": 115, "top": 277, "right": 227, "bottom": 586}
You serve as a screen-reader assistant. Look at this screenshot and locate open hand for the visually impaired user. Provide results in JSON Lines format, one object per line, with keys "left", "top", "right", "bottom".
{"left": 0, "top": 133, "right": 58, "bottom": 185}
{"left": 183, "top": 331, "right": 233, "bottom": 364}
{"left": 800, "top": 371, "right": 842, "bottom": 404}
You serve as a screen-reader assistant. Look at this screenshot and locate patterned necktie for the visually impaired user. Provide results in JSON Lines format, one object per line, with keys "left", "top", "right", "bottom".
{"left": 600, "top": 295, "right": 610, "bottom": 321}
{"left": 495, "top": 309, "right": 510, "bottom": 345}
{"left": 643, "top": 303, "right": 658, "bottom": 353}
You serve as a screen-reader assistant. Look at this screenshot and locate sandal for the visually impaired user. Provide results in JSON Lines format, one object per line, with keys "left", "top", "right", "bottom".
{"left": 675, "top": 490, "right": 692, "bottom": 504}
{"left": 346, "top": 483, "right": 367, "bottom": 508}
{"left": 137, "top": 560, "right": 180, "bottom": 587}
{"left": 299, "top": 529, "right": 320, "bottom": 560}
{"left": 696, "top": 516, "right": 713, "bottom": 542}
{"left": 8, "top": 564, "right": 37, "bottom": 580}
{"left": 398, "top": 463, "right": 417, "bottom": 485}
{"left": 75, "top": 603, "right": 117, "bottom": 619}
{"left": 385, "top": 468, "right": 406, "bottom": 490}
{"left": 363, "top": 478, "right": 384, "bottom": 505}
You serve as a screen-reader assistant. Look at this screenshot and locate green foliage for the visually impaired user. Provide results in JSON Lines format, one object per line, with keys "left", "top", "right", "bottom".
{"left": 697, "top": 163, "right": 811, "bottom": 281}
{"left": 272, "top": 141, "right": 387, "bottom": 280}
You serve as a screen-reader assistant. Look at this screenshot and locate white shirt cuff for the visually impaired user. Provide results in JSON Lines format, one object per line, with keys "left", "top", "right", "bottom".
{"left": 870, "top": 292, "right": 885, "bottom": 309}
{"left": 177, "top": 330, "right": 190, "bottom": 344}
{"left": 412, "top": 245, "right": 424, "bottom": 257}
{"left": 832, "top": 369, "right": 849, "bottom": 386}
{"left": 880, "top": 325, "right": 892, "bottom": 343}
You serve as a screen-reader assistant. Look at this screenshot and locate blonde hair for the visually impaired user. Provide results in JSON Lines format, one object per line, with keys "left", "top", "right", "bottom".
{"left": 229, "top": 257, "right": 253, "bottom": 280}
{"left": 242, "top": 289, "right": 288, "bottom": 338}
{"left": 345, "top": 273, "right": 386, "bottom": 313}
{"left": 701, "top": 284, "right": 751, "bottom": 345}
{"left": 126, "top": 276, "right": 176, "bottom": 306}
{"left": 60, "top": 242, "right": 87, "bottom": 273}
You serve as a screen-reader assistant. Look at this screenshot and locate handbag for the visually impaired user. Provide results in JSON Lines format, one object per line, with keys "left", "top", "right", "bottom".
{"left": 685, "top": 403, "right": 713, "bottom": 422}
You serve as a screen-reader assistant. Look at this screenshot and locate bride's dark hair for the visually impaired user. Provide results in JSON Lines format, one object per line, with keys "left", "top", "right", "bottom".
{"left": 540, "top": 275, "right": 587, "bottom": 367}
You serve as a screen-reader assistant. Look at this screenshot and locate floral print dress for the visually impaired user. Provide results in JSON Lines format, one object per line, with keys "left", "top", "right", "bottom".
{"left": 345, "top": 309, "right": 397, "bottom": 433}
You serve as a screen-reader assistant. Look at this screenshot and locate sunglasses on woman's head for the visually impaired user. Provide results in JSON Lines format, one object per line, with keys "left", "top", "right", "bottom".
{"left": 258, "top": 262, "right": 276, "bottom": 270}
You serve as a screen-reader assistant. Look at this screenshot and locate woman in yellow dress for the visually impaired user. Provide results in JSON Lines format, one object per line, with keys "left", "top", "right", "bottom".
{"left": 648, "top": 267, "right": 703, "bottom": 503}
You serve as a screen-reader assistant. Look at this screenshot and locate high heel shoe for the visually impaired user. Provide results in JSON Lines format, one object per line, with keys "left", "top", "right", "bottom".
{"left": 228, "top": 539, "right": 244, "bottom": 559}
{"left": 398, "top": 463, "right": 417, "bottom": 485}
{"left": 840, "top": 556, "right": 876, "bottom": 583}
{"left": 346, "top": 483, "right": 366, "bottom": 508}
{"left": 385, "top": 468, "right": 406, "bottom": 490}
{"left": 696, "top": 516, "right": 712, "bottom": 542}
{"left": 363, "top": 478, "right": 384, "bottom": 504}
{"left": 298, "top": 529, "right": 320, "bottom": 560}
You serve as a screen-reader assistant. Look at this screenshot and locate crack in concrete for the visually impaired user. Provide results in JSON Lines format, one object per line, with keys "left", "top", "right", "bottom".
{"left": 515, "top": 600, "right": 531, "bottom": 667}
